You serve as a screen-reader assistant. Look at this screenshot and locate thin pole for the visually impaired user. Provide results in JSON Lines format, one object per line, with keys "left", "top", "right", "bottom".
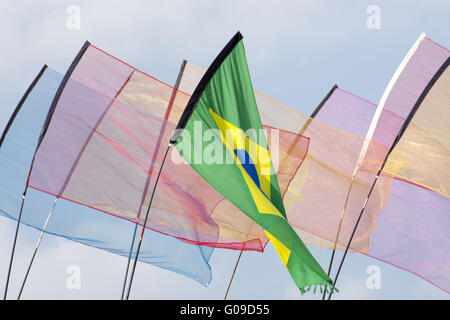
{"left": 120, "top": 223, "right": 138, "bottom": 300}
{"left": 225, "top": 85, "right": 340, "bottom": 301}
{"left": 1, "top": 65, "right": 49, "bottom": 300}
{"left": 3, "top": 188, "right": 28, "bottom": 300}
{"left": 2, "top": 43, "right": 89, "bottom": 300}
{"left": 224, "top": 249, "right": 243, "bottom": 300}
{"left": 17, "top": 198, "right": 58, "bottom": 300}
{"left": 322, "top": 179, "right": 355, "bottom": 300}
{"left": 124, "top": 144, "right": 172, "bottom": 300}
{"left": 327, "top": 173, "right": 380, "bottom": 300}
{"left": 120, "top": 60, "right": 186, "bottom": 300}
{"left": 327, "top": 56, "right": 449, "bottom": 300}
{"left": 324, "top": 34, "right": 428, "bottom": 300}
{"left": 321, "top": 42, "right": 420, "bottom": 298}
{"left": 322, "top": 36, "right": 430, "bottom": 298}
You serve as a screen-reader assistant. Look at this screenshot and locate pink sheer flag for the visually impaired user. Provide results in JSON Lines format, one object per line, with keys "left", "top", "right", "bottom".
{"left": 27, "top": 44, "right": 310, "bottom": 252}
{"left": 314, "top": 36, "right": 450, "bottom": 293}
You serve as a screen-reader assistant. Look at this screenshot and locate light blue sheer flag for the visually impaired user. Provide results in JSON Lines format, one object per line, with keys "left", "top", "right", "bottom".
{"left": 0, "top": 66, "right": 213, "bottom": 288}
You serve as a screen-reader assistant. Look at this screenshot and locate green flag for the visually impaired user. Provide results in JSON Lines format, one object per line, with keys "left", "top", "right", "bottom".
{"left": 171, "top": 32, "right": 335, "bottom": 294}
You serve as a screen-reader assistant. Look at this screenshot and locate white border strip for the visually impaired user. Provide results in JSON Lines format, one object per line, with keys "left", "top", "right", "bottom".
{"left": 352, "top": 32, "right": 426, "bottom": 175}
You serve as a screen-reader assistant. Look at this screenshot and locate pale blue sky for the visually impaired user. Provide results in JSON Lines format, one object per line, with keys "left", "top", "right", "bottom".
{"left": 0, "top": 0, "right": 449, "bottom": 299}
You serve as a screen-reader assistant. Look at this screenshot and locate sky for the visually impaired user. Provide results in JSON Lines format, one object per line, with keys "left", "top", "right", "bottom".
{"left": 0, "top": 0, "right": 449, "bottom": 299}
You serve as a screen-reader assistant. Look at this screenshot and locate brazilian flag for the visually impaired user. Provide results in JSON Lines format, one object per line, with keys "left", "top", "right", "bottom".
{"left": 171, "top": 32, "right": 334, "bottom": 294}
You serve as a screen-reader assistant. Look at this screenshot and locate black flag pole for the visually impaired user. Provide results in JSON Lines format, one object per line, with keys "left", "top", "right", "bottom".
{"left": 324, "top": 34, "right": 430, "bottom": 300}
{"left": 3, "top": 42, "right": 90, "bottom": 300}
{"left": 121, "top": 222, "right": 138, "bottom": 299}
{"left": 120, "top": 60, "right": 187, "bottom": 300}
{"left": 17, "top": 198, "right": 58, "bottom": 299}
{"left": 327, "top": 56, "right": 449, "bottom": 300}
{"left": 124, "top": 31, "right": 241, "bottom": 297}
{"left": 3, "top": 187, "right": 28, "bottom": 300}
{"left": 2, "top": 65, "right": 48, "bottom": 300}
{"left": 124, "top": 143, "right": 173, "bottom": 300}
{"left": 322, "top": 39, "right": 427, "bottom": 301}
{"left": 288, "top": 84, "right": 339, "bottom": 301}
{"left": 321, "top": 182, "right": 353, "bottom": 300}
{"left": 18, "top": 67, "right": 133, "bottom": 300}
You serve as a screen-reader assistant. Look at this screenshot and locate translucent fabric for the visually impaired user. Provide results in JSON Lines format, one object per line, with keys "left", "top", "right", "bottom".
{"left": 374, "top": 51, "right": 449, "bottom": 292}
{"left": 0, "top": 67, "right": 213, "bottom": 286}
{"left": 324, "top": 69, "right": 450, "bottom": 294}
{"left": 182, "top": 42, "right": 450, "bottom": 293}
{"left": 314, "top": 55, "right": 450, "bottom": 294}
{"left": 5, "top": 37, "right": 446, "bottom": 292}
{"left": 178, "top": 63, "right": 390, "bottom": 252}
{"left": 383, "top": 54, "right": 450, "bottom": 197}
{"left": 26, "top": 45, "right": 313, "bottom": 252}
{"left": 370, "top": 37, "right": 449, "bottom": 149}
{"left": 0, "top": 67, "right": 62, "bottom": 219}
{"left": 310, "top": 37, "right": 450, "bottom": 293}
{"left": 367, "top": 179, "right": 450, "bottom": 293}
